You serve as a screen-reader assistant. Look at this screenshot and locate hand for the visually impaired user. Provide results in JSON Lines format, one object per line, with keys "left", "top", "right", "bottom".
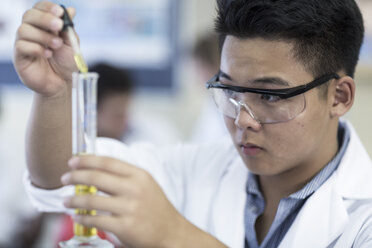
{"left": 14, "top": 1, "right": 77, "bottom": 97}
{"left": 61, "top": 155, "right": 187, "bottom": 248}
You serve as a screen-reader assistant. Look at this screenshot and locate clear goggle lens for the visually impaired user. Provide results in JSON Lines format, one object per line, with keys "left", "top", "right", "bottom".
{"left": 210, "top": 88, "right": 306, "bottom": 124}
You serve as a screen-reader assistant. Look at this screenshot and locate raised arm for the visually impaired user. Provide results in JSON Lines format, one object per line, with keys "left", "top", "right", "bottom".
{"left": 14, "top": 1, "right": 76, "bottom": 189}
{"left": 15, "top": 2, "right": 229, "bottom": 247}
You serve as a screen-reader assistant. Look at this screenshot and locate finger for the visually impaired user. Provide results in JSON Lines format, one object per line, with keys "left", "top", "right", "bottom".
{"left": 33, "top": 1, "right": 64, "bottom": 17}
{"left": 66, "top": 7, "right": 76, "bottom": 19}
{"left": 14, "top": 40, "right": 52, "bottom": 59}
{"left": 22, "top": 8, "right": 63, "bottom": 33}
{"left": 72, "top": 214, "right": 118, "bottom": 235}
{"left": 68, "top": 155, "right": 140, "bottom": 177}
{"left": 33, "top": 2, "right": 76, "bottom": 19}
{"left": 61, "top": 169, "right": 135, "bottom": 196}
{"left": 34, "top": 3, "right": 77, "bottom": 42}
{"left": 64, "top": 195, "right": 126, "bottom": 215}
{"left": 17, "top": 23, "right": 63, "bottom": 50}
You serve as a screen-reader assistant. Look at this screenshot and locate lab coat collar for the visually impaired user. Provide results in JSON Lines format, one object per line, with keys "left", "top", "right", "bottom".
{"left": 279, "top": 121, "right": 372, "bottom": 247}
{"left": 211, "top": 154, "right": 248, "bottom": 248}
{"left": 278, "top": 172, "right": 348, "bottom": 247}
{"left": 335, "top": 121, "right": 372, "bottom": 199}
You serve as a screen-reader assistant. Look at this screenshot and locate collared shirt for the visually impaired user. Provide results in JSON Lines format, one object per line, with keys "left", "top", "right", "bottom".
{"left": 244, "top": 122, "right": 350, "bottom": 248}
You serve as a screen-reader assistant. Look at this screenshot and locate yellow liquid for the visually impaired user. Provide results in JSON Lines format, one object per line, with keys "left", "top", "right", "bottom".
{"left": 74, "top": 54, "right": 88, "bottom": 73}
{"left": 74, "top": 184, "right": 98, "bottom": 237}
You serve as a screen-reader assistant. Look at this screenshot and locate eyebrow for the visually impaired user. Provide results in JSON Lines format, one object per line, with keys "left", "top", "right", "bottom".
{"left": 219, "top": 70, "right": 290, "bottom": 87}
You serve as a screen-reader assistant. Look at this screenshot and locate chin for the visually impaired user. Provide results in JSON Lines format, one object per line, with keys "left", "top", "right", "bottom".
{"left": 239, "top": 152, "right": 280, "bottom": 176}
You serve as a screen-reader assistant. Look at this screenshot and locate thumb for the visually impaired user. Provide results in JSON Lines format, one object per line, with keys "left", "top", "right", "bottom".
{"left": 66, "top": 7, "right": 76, "bottom": 19}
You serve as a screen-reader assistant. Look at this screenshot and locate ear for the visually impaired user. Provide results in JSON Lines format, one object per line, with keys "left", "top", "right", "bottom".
{"left": 330, "top": 76, "right": 355, "bottom": 118}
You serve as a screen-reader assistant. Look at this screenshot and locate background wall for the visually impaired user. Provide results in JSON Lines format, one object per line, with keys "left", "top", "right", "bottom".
{"left": 346, "top": 0, "right": 372, "bottom": 156}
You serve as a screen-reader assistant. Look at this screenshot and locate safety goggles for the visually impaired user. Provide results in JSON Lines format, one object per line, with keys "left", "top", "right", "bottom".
{"left": 206, "top": 71, "right": 340, "bottom": 124}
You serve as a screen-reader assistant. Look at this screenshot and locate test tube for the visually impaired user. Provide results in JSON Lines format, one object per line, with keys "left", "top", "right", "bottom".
{"left": 72, "top": 72, "right": 98, "bottom": 237}
{"left": 59, "top": 72, "right": 113, "bottom": 248}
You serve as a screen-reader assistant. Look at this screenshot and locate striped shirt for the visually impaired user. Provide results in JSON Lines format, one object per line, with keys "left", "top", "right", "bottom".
{"left": 244, "top": 122, "right": 350, "bottom": 248}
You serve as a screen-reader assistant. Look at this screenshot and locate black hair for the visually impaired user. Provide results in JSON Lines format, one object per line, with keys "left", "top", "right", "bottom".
{"left": 90, "top": 63, "right": 133, "bottom": 107}
{"left": 215, "top": 0, "right": 364, "bottom": 78}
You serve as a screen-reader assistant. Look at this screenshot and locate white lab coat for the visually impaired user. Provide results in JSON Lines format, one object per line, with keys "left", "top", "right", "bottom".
{"left": 24, "top": 121, "right": 372, "bottom": 248}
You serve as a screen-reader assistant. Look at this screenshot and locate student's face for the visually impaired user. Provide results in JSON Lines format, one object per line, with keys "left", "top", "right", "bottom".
{"left": 221, "top": 36, "right": 337, "bottom": 177}
{"left": 97, "top": 93, "right": 131, "bottom": 141}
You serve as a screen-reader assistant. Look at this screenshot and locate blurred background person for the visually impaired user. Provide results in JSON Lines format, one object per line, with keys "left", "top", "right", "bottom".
{"left": 94, "top": 63, "right": 133, "bottom": 141}
{"left": 188, "top": 32, "right": 228, "bottom": 143}
{"left": 93, "top": 62, "right": 180, "bottom": 145}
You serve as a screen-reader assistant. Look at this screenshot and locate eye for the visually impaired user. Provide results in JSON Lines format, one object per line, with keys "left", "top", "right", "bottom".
{"left": 260, "top": 94, "right": 281, "bottom": 103}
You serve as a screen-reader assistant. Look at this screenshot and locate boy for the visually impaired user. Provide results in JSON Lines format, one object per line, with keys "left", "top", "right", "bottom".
{"left": 14, "top": 0, "right": 372, "bottom": 247}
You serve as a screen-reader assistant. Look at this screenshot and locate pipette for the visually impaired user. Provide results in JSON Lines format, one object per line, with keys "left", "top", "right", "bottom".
{"left": 60, "top": 5, "right": 88, "bottom": 73}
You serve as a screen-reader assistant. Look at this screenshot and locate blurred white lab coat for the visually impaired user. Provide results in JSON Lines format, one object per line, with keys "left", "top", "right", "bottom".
{"left": 24, "top": 121, "right": 372, "bottom": 248}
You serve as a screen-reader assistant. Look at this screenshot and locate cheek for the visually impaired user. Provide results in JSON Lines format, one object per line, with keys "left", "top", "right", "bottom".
{"left": 269, "top": 103, "right": 327, "bottom": 164}
{"left": 266, "top": 121, "right": 308, "bottom": 160}
{"left": 295, "top": 94, "right": 329, "bottom": 141}
{"left": 223, "top": 116, "right": 236, "bottom": 135}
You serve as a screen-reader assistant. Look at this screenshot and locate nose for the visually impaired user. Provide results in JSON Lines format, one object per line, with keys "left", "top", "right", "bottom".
{"left": 234, "top": 104, "right": 262, "bottom": 131}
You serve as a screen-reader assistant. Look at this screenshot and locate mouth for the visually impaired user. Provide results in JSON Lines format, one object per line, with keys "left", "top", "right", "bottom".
{"left": 239, "top": 143, "right": 263, "bottom": 156}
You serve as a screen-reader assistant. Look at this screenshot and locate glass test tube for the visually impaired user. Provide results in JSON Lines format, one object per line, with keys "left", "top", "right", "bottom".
{"left": 59, "top": 72, "right": 113, "bottom": 248}
{"left": 72, "top": 72, "right": 98, "bottom": 237}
